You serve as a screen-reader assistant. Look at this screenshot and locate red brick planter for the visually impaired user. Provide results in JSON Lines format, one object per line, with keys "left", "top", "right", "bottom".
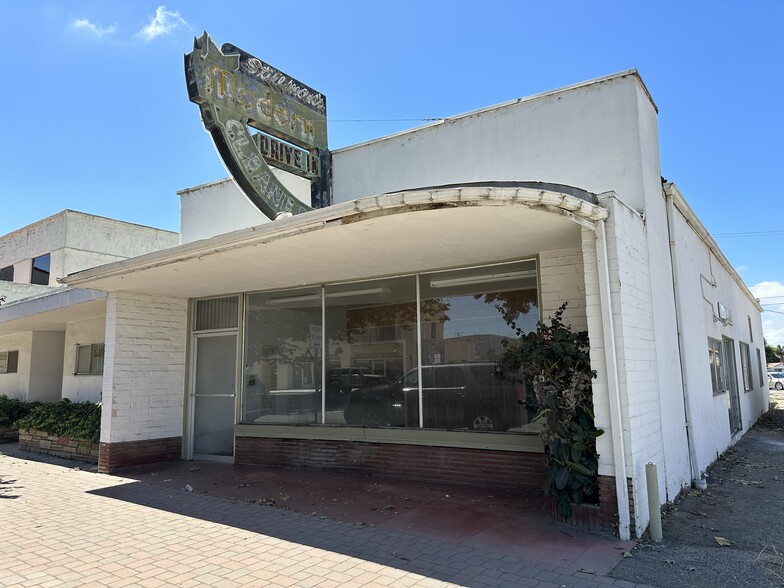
{"left": 18, "top": 428, "right": 99, "bottom": 463}
{"left": 544, "top": 496, "right": 602, "bottom": 531}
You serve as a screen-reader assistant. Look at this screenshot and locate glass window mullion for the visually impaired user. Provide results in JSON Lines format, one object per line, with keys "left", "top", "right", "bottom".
{"left": 416, "top": 273, "right": 423, "bottom": 428}
{"left": 321, "top": 285, "right": 326, "bottom": 425}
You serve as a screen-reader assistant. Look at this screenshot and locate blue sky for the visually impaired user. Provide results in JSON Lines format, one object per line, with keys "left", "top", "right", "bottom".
{"left": 1, "top": 1, "right": 783, "bottom": 342}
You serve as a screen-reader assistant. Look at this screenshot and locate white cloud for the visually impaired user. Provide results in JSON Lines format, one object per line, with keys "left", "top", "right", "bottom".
{"left": 750, "top": 280, "right": 784, "bottom": 346}
{"left": 72, "top": 18, "right": 117, "bottom": 37}
{"left": 137, "top": 6, "right": 188, "bottom": 42}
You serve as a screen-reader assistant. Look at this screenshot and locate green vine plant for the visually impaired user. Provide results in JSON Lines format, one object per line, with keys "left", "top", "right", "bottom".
{"left": 501, "top": 302, "right": 603, "bottom": 517}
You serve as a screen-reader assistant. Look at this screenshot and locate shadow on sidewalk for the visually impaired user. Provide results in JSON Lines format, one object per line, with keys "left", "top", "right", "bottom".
{"left": 0, "top": 474, "right": 21, "bottom": 499}
{"left": 88, "top": 464, "right": 631, "bottom": 582}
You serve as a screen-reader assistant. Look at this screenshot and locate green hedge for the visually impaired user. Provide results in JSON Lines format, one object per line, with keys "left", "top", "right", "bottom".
{"left": 0, "top": 395, "right": 38, "bottom": 427}
{"left": 15, "top": 399, "right": 101, "bottom": 444}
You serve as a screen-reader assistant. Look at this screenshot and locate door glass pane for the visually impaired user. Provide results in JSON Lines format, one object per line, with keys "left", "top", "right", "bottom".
{"left": 193, "top": 335, "right": 236, "bottom": 456}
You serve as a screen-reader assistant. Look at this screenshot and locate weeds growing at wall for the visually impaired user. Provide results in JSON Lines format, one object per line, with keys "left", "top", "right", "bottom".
{"left": 502, "top": 302, "right": 603, "bottom": 517}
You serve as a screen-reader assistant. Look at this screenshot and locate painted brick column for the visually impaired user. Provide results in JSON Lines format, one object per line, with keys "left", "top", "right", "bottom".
{"left": 98, "top": 292, "right": 187, "bottom": 472}
{"left": 585, "top": 194, "right": 673, "bottom": 537}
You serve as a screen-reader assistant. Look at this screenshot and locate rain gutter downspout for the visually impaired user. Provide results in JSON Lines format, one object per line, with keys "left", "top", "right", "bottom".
{"left": 664, "top": 190, "right": 704, "bottom": 489}
{"left": 595, "top": 219, "right": 631, "bottom": 540}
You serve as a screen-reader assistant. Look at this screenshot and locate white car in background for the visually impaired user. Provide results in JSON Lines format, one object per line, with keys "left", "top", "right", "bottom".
{"left": 768, "top": 372, "right": 784, "bottom": 390}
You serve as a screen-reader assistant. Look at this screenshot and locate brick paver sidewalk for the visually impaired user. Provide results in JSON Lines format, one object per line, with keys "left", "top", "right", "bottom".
{"left": 0, "top": 455, "right": 652, "bottom": 588}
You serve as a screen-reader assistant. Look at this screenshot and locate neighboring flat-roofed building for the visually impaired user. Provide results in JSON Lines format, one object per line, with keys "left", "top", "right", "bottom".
{"left": 0, "top": 211, "right": 178, "bottom": 402}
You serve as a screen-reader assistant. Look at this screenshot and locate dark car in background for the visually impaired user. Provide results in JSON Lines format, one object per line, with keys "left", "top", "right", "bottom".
{"left": 327, "top": 367, "right": 384, "bottom": 395}
{"left": 344, "top": 362, "right": 534, "bottom": 432}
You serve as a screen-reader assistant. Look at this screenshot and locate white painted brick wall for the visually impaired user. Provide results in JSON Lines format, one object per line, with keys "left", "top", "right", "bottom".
{"left": 539, "top": 248, "right": 587, "bottom": 332}
{"left": 101, "top": 292, "right": 187, "bottom": 444}
{"left": 584, "top": 196, "right": 681, "bottom": 535}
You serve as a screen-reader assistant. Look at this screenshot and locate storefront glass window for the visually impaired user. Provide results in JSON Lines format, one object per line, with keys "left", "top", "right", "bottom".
{"left": 242, "top": 288, "right": 322, "bottom": 424}
{"left": 326, "top": 276, "right": 418, "bottom": 427}
{"left": 239, "top": 259, "right": 540, "bottom": 433}
{"left": 418, "top": 260, "right": 540, "bottom": 432}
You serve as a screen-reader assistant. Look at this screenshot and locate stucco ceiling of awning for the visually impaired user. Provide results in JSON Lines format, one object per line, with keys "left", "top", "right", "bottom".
{"left": 65, "top": 187, "right": 600, "bottom": 299}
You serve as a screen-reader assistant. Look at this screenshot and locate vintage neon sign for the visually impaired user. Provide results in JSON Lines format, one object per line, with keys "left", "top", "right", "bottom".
{"left": 185, "top": 33, "right": 330, "bottom": 220}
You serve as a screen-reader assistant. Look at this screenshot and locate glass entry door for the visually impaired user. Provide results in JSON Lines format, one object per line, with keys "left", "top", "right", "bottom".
{"left": 191, "top": 333, "right": 237, "bottom": 459}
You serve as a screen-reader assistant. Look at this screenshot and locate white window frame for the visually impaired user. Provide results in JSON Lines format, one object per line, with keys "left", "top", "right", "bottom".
{"left": 757, "top": 348, "right": 765, "bottom": 389}
{"left": 739, "top": 342, "right": 752, "bottom": 392}
{"left": 708, "top": 338, "right": 724, "bottom": 396}
{"left": 0, "top": 350, "right": 18, "bottom": 374}
{"left": 74, "top": 343, "right": 105, "bottom": 376}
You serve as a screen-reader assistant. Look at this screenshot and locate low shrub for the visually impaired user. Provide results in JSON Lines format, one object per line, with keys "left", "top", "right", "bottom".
{"left": 0, "top": 395, "right": 37, "bottom": 427}
{"left": 15, "top": 399, "right": 101, "bottom": 444}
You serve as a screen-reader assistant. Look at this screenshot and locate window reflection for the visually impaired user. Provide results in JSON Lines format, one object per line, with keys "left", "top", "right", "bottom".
{"left": 240, "top": 260, "right": 542, "bottom": 433}
{"left": 418, "top": 261, "right": 540, "bottom": 432}
{"left": 326, "top": 277, "right": 418, "bottom": 427}
{"left": 242, "top": 289, "right": 322, "bottom": 424}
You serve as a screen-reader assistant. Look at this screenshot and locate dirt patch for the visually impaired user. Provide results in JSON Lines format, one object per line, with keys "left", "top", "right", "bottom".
{"left": 611, "top": 391, "right": 784, "bottom": 587}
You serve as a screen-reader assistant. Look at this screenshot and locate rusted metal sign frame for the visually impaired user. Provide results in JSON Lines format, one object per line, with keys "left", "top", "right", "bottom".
{"left": 185, "top": 33, "right": 331, "bottom": 219}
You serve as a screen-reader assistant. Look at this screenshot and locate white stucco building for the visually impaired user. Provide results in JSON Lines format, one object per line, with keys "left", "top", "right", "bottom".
{"left": 0, "top": 210, "right": 178, "bottom": 402}
{"left": 1, "top": 71, "right": 767, "bottom": 541}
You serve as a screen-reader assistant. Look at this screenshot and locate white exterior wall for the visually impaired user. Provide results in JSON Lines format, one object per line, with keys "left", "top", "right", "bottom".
{"left": 28, "top": 332, "right": 65, "bottom": 402}
{"left": 634, "top": 90, "right": 693, "bottom": 502}
{"left": 62, "top": 316, "right": 106, "bottom": 402}
{"left": 539, "top": 248, "right": 587, "bottom": 332}
{"left": 179, "top": 169, "right": 310, "bottom": 244}
{"left": 61, "top": 211, "right": 178, "bottom": 279}
{"left": 332, "top": 73, "right": 655, "bottom": 212}
{"left": 670, "top": 204, "right": 769, "bottom": 471}
{"left": 588, "top": 195, "right": 682, "bottom": 536}
{"left": 0, "top": 331, "right": 64, "bottom": 402}
{"left": 101, "top": 292, "right": 187, "bottom": 444}
{"left": 0, "top": 210, "right": 178, "bottom": 286}
{"left": 0, "top": 332, "right": 32, "bottom": 400}
{"left": 0, "top": 215, "right": 65, "bottom": 285}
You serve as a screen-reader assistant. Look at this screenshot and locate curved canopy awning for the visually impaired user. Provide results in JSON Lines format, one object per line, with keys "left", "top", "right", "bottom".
{"left": 64, "top": 183, "right": 607, "bottom": 299}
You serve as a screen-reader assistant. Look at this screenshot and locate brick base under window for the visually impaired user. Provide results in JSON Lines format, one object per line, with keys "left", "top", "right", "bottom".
{"left": 98, "top": 437, "right": 182, "bottom": 473}
{"left": 235, "top": 437, "right": 546, "bottom": 489}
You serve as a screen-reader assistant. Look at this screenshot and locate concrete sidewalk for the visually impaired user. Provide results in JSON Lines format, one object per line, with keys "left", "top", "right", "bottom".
{"left": 0, "top": 452, "right": 650, "bottom": 588}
